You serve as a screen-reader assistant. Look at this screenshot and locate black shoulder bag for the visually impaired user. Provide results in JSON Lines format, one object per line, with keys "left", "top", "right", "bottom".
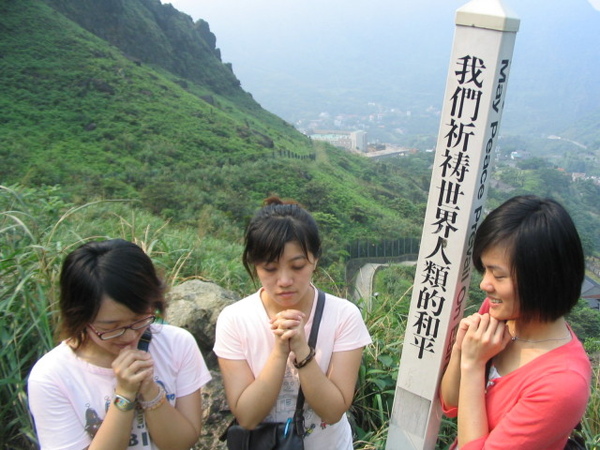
{"left": 223, "top": 289, "right": 326, "bottom": 450}
{"left": 565, "top": 422, "right": 587, "bottom": 450}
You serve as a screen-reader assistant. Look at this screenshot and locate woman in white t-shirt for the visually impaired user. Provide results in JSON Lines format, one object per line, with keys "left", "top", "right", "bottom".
{"left": 214, "top": 197, "right": 371, "bottom": 449}
{"left": 28, "top": 239, "right": 211, "bottom": 450}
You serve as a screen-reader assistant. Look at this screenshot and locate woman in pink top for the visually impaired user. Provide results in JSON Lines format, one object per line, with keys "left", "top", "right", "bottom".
{"left": 214, "top": 197, "right": 371, "bottom": 449}
{"left": 440, "top": 195, "right": 592, "bottom": 449}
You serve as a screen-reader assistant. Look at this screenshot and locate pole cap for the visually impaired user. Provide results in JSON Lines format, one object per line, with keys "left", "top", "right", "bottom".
{"left": 456, "top": 0, "right": 520, "bottom": 32}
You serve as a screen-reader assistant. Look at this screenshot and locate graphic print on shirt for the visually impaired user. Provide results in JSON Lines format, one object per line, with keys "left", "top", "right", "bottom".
{"left": 264, "top": 364, "right": 330, "bottom": 437}
{"left": 264, "top": 364, "right": 298, "bottom": 422}
{"left": 303, "top": 407, "right": 328, "bottom": 436}
{"left": 84, "top": 405, "right": 103, "bottom": 438}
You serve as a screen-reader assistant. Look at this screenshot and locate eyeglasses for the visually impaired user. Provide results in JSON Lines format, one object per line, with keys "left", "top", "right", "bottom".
{"left": 88, "top": 315, "right": 156, "bottom": 340}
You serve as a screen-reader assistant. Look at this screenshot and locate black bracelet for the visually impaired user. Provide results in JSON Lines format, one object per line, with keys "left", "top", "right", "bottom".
{"left": 294, "top": 346, "right": 315, "bottom": 369}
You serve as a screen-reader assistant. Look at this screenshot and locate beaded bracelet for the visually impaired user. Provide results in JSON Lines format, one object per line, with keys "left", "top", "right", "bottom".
{"left": 293, "top": 346, "right": 315, "bottom": 369}
{"left": 139, "top": 385, "right": 166, "bottom": 411}
{"left": 145, "top": 394, "right": 166, "bottom": 411}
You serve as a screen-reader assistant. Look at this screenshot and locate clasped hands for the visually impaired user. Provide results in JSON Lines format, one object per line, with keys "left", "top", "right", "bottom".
{"left": 270, "top": 309, "right": 308, "bottom": 356}
{"left": 455, "top": 313, "right": 513, "bottom": 368}
{"left": 112, "top": 347, "right": 159, "bottom": 402}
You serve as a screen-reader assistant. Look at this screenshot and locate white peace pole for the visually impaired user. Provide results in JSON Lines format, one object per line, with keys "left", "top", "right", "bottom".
{"left": 385, "top": 1, "right": 519, "bottom": 449}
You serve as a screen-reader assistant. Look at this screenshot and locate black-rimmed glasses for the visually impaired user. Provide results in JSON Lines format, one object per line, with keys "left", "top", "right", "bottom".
{"left": 88, "top": 315, "right": 156, "bottom": 340}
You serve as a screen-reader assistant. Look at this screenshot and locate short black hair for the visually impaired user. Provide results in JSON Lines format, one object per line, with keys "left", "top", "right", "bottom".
{"left": 243, "top": 197, "right": 321, "bottom": 279}
{"left": 59, "top": 239, "right": 165, "bottom": 346}
{"left": 473, "top": 195, "right": 584, "bottom": 323}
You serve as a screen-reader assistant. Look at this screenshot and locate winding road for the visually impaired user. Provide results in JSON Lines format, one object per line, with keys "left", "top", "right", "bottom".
{"left": 353, "top": 261, "right": 416, "bottom": 310}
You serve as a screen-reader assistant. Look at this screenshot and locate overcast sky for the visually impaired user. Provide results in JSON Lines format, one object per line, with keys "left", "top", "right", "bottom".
{"left": 166, "top": 0, "right": 466, "bottom": 61}
{"left": 165, "top": 0, "right": 600, "bottom": 84}
{"left": 164, "top": 0, "right": 600, "bottom": 132}
{"left": 167, "top": 0, "right": 600, "bottom": 50}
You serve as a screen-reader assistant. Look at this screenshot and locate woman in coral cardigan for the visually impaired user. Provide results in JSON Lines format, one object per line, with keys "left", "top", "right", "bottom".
{"left": 440, "top": 195, "right": 591, "bottom": 449}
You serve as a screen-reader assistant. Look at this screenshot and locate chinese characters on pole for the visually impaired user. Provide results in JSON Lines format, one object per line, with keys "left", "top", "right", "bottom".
{"left": 386, "top": 1, "right": 519, "bottom": 449}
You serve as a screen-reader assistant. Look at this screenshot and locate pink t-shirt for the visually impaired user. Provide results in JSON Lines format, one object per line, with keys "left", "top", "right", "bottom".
{"left": 441, "top": 299, "right": 592, "bottom": 449}
{"left": 214, "top": 287, "right": 372, "bottom": 450}
{"left": 28, "top": 324, "right": 211, "bottom": 450}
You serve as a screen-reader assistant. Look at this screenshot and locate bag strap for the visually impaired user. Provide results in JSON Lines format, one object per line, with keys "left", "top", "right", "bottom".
{"left": 307, "top": 288, "right": 326, "bottom": 348}
{"left": 293, "top": 288, "right": 326, "bottom": 435}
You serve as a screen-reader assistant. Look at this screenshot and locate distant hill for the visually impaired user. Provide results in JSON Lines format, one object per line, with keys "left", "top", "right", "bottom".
{"left": 198, "top": 0, "right": 600, "bottom": 145}
{"left": 43, "top": 0, "right": 241, "bottom": 95}
{"left": 0, "top": 0, "right": 431, "bottom": 254}
{"left": 2, "top": 0, "right": 597, "bottom": 259}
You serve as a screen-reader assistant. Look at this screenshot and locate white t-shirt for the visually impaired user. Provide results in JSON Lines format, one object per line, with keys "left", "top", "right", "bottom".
{"left": 214, "top": 287, "right": 372, "bottom": 450}
{"left": 28, "top": 324, "right": 211, "bottom": 450}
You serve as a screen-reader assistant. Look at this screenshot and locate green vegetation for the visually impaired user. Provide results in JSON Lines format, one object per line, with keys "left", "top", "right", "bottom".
{"left": 7, "top": 182, "right": 598, "bottom": 449}
{"left": 490, "top": 158, "right": 600, "bottom": 254}
{"left": 0, "top": 0, "right": 428, "bottom": 256}
{"left": 351, "top": 290, "right": 407, "bottom": 449}
{"left": 1, "top": 0, "right": 599, "bottom": 448}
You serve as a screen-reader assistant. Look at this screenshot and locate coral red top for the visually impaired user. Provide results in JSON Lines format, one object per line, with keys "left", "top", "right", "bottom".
{"left": 441, "top": 299, "right": 592, "bottom": 450}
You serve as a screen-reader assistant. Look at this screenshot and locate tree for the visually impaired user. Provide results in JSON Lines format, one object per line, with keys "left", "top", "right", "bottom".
{"left": 568, "top": 299, "right": 600, "bottom": 342}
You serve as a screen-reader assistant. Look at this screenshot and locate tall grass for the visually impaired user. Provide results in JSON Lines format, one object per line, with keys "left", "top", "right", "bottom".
{"left": 351, "top": 291, "right": 408, "bottom": 449}
{"left": 2, "top": 183, "right": 599, "bottom": 448}
{"left": 349, "top": 285, "right": 459, "bottom": 450}
{"left": 1, "top": 185, "right": 64, "bottom": 447}
{"left": 581, "top": 363, "right": 600, "bottom": 449}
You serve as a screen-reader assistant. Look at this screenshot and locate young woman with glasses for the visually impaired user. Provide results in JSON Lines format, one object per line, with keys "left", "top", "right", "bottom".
{"left": 28, "top": 239, "right": 211, "bottom": 449}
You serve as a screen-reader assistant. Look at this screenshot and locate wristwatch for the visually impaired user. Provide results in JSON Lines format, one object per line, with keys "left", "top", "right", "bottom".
{"left": 114, "top": 394, "right": 136, "bottom": 412}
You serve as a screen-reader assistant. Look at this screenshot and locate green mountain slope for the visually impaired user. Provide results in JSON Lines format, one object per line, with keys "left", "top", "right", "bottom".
{"left": 43, "top": 0, "right": 241, "bottom": 95}
{"left": 0, "top": 0, "right": 429, "bottom": 253}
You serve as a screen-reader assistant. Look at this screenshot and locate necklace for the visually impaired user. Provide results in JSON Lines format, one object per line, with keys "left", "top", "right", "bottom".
{"left": 511, "top": 331, "right": 571, "bottom": 343}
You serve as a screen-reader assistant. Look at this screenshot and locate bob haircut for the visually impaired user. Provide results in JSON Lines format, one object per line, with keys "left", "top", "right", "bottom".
{"left": 243, "top": 197, "right": 322, "bottom": 280}
{"left": 473, "top": 195, "right": 584, "bottom": 323}
{"left": 59, "top": 239, "right": 166, "bottom": 347}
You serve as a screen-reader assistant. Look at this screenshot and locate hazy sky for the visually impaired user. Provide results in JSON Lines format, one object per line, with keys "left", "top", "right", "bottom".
{"left": 165, "top": 0, "right": 600, "bottom": 132}
{"left": 166, "top": 0, "right": 466, "bottom": 61}
{"left": 167, "top": 0, "right": 600, "bottom": 57}
{"left": 165, "top": 0, "right": 600, "bottom": 84}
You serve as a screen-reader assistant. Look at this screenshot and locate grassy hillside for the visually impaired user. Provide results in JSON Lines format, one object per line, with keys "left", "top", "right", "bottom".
{"left": 0, "top": 0, "right": 428, "bottom": 436}
{"left": 43, "top": 0, "right": 241, "bottom": 95}
{"left": 0, "top": 0, "right": 429, "bottom": 259}
{"left": 1, "top": 3, "right": 599, "bottom": 447}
